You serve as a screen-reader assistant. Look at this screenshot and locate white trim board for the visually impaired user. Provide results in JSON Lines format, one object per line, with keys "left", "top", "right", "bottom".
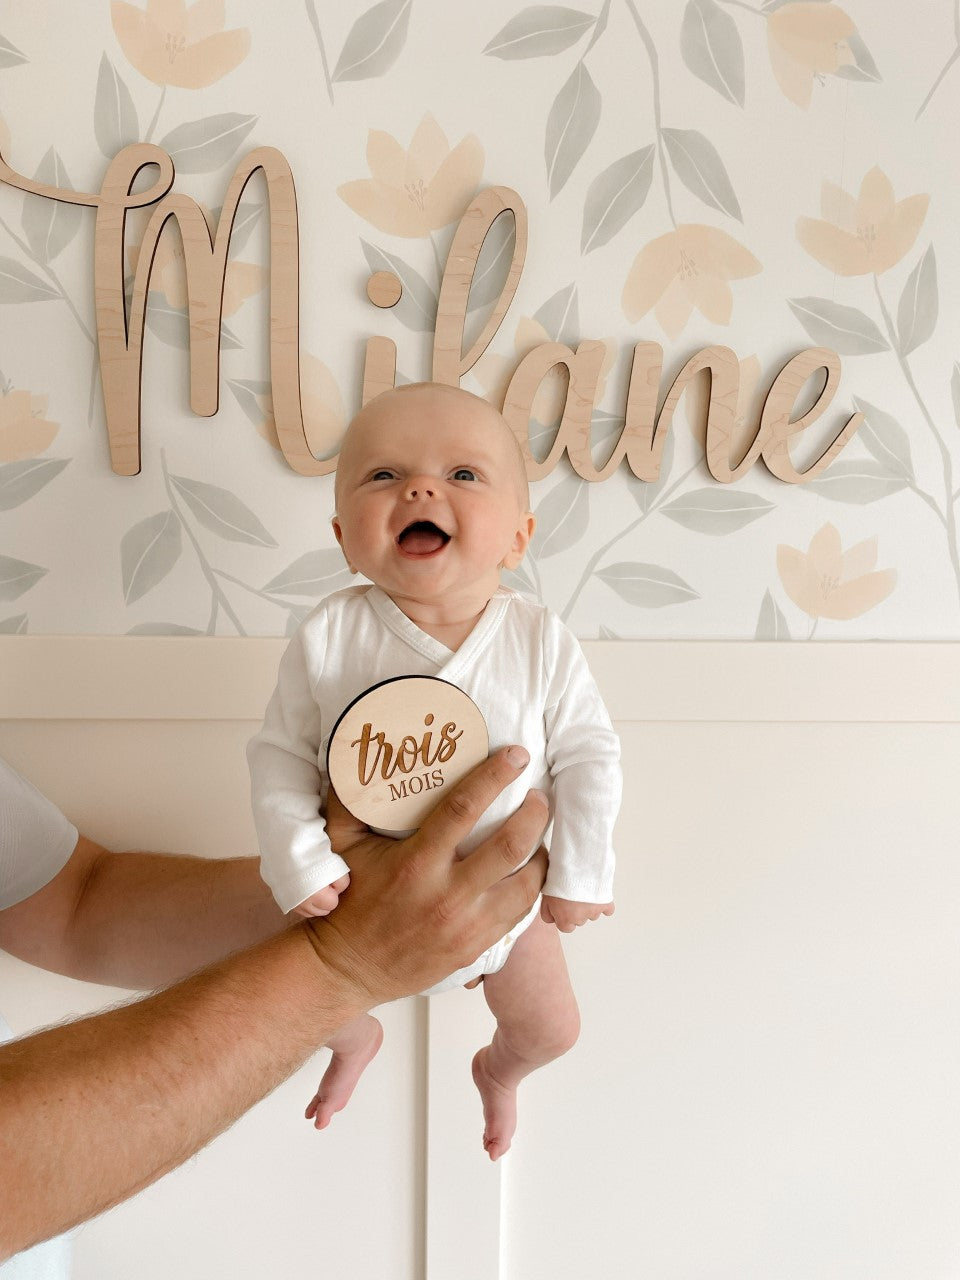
{"left": 1, "top": 637, "right": 958, "bottom": 723}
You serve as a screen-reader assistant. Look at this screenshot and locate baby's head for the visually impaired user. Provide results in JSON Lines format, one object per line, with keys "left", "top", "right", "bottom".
{"left": 332, "top": 383, "right": 534, "bottom": 612}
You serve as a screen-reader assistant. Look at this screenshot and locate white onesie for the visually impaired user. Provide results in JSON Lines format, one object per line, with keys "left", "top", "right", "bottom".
{"left": 248, "top": 585, "right": 621, "bottom": 990}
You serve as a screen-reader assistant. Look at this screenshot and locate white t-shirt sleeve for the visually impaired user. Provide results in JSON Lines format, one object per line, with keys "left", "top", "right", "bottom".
{"left": 0, "top": 758, "right": 78, "bottom": 910}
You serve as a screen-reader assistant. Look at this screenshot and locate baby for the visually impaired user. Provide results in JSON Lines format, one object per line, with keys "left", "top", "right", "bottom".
{"left": 248, "top": 381, "right": 621, "bottom": 1159}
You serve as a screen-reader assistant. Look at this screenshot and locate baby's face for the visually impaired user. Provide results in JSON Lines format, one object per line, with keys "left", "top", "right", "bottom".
{"left": 332, "top": 387, "right": 534, "bottom": 614}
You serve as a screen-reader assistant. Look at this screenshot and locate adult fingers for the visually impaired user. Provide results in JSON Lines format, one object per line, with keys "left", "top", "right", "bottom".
{"left": 416, "top": 745, "right": 531, "bottom": 856}
{"left": 479, "top": 844, "right": 548, "bottom": 934}
{"left": 325, "top": 786, "right": 370, "bottom": 855}
{"left": 453, "top": 790, "right": 549, "bottom": 902}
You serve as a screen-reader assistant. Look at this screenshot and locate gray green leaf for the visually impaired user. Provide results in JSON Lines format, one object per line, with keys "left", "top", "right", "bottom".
{"left": 127, "top": 622, "right": 205, "bottom": 635}
{"left": 228, "top": 378, "right": 269, "bottom": 427}
{"left": 170, "top": 475, "right": 277, "bottom": 546}
{"left": 22, "top": 150, "right": 83, "bottom": 263}
{"left": 0, "top": 613, "right": 27, "bottom": 633}
{"left": 597, "top": 561, "right": 699, "bottom": 607}
{"left": 661, "top": 486, "right": 774, "bottom": 534}
{"left": 597, "top": 623, "right": 620, "bottom": 638}
{"left": 0, "top": 34, "right": 27, "bottom": 70}
{"left": 94, "top": 54, "right": 139, "bottom": 160}
{"left": 121, "top": 511, "right": 181, "bottom": 604}
{"left": 545, "top": 62, "right": 601, "bottom": 199}
{"left": 585, "top": 0, "right": 611, "bottom": 53}
{"left": 466, "top": 212, "right": 516, "bottom": 312}
{"left": 952, "top": 364, "right": 960, "bottom": 431}
{"left": 851, "top": 396, "right": 914, "bottom": 481}
{"left": 802, "top": 459, "right": 909, "bottom": 503}
{"left": 0, "top": 256, "right": 60, "bottom": 303}
{"left": 361, "top": 241, "right": 438, "bottom": 332}
{"left": 788, "top": 297, "right": 888, "bottom": 355}
{"left": 262, "top": 550, "right": 350, "bottom": 596}
{"left": 533, "top": 282, "right": 580, "bottom": 345}
{"left": 897, "top": 245, "right": 937, "bottom": 356}
{"left": 333, "top": 0, "right": 412, "bottom": 81}
{"left": 680, "top": 0, "right": 745, "bottom": 107}
{"left": 532, "top": 472, "right": 590, "bottom": 558}
{"left": 834, "top": 33, "right": 882, "bottom": 83}
{"left": 158, "top": 114, "right": 258, "bottom": 174}
{"left": 755, "top": 589, "right": 790, "bottom": 640}
{"left": 483, "top": 6, "right": 596, "bottom": 59}
{"left": 662, "top": 127, "right": 742, "bottom": 221}
{"left": 0, "top": 457, "right": 69, "bottom": 511}
{"left": 581, "top": 146, "right": 655, "bottom": 254}
{"left": 0, "top": 556, "right": 46, "bottom": 600}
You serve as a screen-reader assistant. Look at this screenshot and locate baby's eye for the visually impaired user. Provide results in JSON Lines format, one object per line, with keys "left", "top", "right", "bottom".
{"left": 451, "top": 467, "right": 478, "bottom": 482}
{"left": 370, "top": 469, "right": 396, "bottom": 481}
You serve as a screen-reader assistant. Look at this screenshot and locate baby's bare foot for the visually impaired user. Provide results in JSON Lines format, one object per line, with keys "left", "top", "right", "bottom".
{"left": 471, "top": 1047, "right": 518, "bottom": 1161}
{"left": 305, "top": 1015, "right": 383, "bottom": 1130}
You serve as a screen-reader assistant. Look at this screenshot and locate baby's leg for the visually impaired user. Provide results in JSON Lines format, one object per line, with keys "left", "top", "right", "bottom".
{"left": 471, "top": 913, "right": 580, "bottom": 1160}
{"left": 305, "top": 1013, "right": 383, "bottom": 1130}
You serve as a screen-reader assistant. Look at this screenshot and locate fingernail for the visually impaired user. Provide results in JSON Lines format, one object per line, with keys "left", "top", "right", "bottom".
{"left": 505, "top": 745, "right": 529, "bottom": 769}
{"left": 527, "top": 788, "right": 549, "bottom": 808}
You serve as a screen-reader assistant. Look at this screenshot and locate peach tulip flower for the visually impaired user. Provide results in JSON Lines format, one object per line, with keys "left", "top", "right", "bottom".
{"left": 622, "top": 224, "right": 761, "bottom": 340}
{"left": 338, "top": 115, "right": 484, "bottom": 238}
{"left": 112, "top": 0, "right": 250, "bottom": 89}
{"left": 0, "top": 390, "right": 58, "bottom": 462}
{"left": 256, "top": 353, "right": 345, "bottom": 456}
{"left": 777, "top": 523, "right": 896, "bottom": 620}
{"left": 796, "top": 167, "right": 929, "bottom": 277}
{"left": 766, "top": 2, "right": 857, "bottom": 108}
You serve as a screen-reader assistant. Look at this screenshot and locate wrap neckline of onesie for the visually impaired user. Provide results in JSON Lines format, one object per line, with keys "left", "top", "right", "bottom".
{"left": 364, "top": 585, "right": 512, "bottom": 681}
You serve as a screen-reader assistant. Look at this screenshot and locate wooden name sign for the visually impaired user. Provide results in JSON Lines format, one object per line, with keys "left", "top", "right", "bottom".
{"left": 326, "top": 676, "right": 489, "bottom": 836}
{"left": 0, "top": 143, "right": 864, "bottom": 485}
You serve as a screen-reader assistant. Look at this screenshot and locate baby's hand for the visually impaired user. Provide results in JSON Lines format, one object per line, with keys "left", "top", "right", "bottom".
{"left": 293, "top": 874, "right": 351, "bottom": 918}
{"left": 541, "top": 895, "right": 614, "bottom": 933}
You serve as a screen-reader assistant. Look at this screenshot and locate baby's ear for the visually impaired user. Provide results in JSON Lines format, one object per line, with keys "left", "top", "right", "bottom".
{"left": 331, "top": 517, "right": 357, "bottom": 574}
{"left": 502, "top": 512, "right": 535, "bottom": 570}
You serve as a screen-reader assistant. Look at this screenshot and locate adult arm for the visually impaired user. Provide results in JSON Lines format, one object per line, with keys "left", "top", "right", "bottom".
{"left": 0, "top": 837, "right": 287, "bottom": 990}
{"left": 0, "top": 747, "right": 547, "bottom": 1261}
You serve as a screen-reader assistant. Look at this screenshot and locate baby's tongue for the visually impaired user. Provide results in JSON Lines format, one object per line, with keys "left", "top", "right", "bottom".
{"left": 401, "top": 523, "right": 446, "bottom": 554}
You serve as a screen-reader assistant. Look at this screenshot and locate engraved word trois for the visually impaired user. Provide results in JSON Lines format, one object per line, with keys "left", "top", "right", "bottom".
{"left": 351, "top": 713, "right": 463, "bottom": 803}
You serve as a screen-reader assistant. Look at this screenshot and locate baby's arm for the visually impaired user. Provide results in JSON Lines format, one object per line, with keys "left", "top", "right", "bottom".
{"left": 247, "top": 624, "right": 351, "bottom": 912}
{"left": 540, "top": 615, "right": 622, "bottom": 920}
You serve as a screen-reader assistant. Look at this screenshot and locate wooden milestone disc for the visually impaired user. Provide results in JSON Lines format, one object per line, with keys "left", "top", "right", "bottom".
{"left": 326, "top": 676, "right": 489, "bottom": 835}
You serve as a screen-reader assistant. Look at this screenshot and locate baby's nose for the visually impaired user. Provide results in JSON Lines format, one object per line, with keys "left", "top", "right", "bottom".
{"left": 405, "top": 478, "right": 435, "bottom": 499}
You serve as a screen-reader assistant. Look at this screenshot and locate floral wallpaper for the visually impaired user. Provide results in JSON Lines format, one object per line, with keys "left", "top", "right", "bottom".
{"left": 1, "top": 0, "right": 958, "bottom": 640}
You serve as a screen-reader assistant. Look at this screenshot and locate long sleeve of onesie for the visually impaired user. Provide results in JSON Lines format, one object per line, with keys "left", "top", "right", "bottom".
{"left": 247, "top": 621, "right": 350, "bottom": 912}
{"left": 539, "top": 613, "right": 621, "bottom": 903}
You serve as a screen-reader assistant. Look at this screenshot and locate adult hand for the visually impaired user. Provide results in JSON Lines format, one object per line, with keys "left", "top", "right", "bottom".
{"left": 306, "top": 745, "right": 549, "bottom": 1003}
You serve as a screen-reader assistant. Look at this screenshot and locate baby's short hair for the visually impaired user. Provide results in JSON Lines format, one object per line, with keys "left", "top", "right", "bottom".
{"left": 335, "top": 382, "right": 530, "bottom": 510}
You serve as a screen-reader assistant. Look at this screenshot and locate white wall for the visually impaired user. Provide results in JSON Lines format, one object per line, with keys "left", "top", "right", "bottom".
{"left": 2, "top": 637, "right": 958, "bottom": 1278}
{"left": 2, "top": 0, "right": 960, "bottom": 641}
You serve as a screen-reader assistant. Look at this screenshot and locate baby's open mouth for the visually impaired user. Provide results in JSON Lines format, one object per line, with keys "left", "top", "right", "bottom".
{"left": 397, "top": 521, "right": 450, "bottom": 555}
